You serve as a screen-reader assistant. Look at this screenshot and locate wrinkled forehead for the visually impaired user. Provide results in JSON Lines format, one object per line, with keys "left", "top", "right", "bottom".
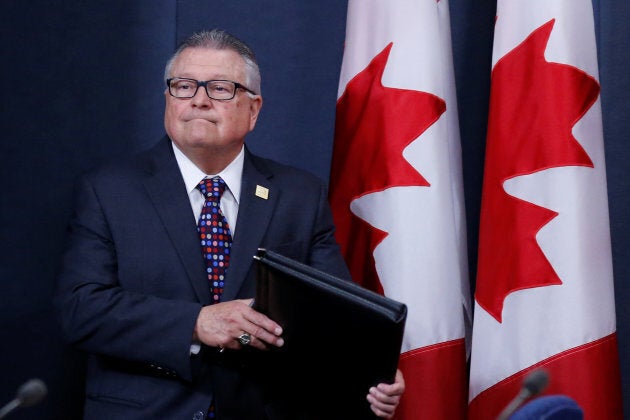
{"left": 169, "top": 47, "right": 247, "bottom": 81}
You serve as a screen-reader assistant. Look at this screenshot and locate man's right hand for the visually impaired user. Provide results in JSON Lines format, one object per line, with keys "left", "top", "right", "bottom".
{"left": 193, "top": 298, "right": 284, "bottom": 351}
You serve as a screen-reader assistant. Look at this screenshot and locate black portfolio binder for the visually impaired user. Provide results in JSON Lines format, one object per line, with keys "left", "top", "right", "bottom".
{"left": 253, "top": 248, "right": 407, "bottom": 418}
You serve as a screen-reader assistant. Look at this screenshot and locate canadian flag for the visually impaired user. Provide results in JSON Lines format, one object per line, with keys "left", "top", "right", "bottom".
{"left": 469, "top": 0, "right": 623, "bottom": 418}
{"left": 329, "top": 1, "right": 471, "bottom": 418}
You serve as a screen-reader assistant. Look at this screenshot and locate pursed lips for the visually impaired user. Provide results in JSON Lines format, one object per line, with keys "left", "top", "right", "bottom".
{"left": 184, "top": 116, "right": 217, "bottom": 124}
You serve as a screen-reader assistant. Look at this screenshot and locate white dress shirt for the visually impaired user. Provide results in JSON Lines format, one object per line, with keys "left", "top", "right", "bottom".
{"left": 171, "top": 141, "right": 243, "bottom": 236}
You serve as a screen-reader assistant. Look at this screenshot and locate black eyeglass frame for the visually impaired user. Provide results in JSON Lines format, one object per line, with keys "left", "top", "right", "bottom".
{"left": 166, "top": 77, "right": 258, "bottom": 100}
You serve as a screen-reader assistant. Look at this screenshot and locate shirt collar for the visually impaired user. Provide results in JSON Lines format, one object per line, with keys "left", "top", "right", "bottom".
{"left": 171, "top": 141, "right": 244, "bottom": 204}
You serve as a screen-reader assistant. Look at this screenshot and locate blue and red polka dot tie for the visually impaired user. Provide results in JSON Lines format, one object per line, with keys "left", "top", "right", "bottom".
{"left": 196, "top": 176, "right": 232, "bottom": 305}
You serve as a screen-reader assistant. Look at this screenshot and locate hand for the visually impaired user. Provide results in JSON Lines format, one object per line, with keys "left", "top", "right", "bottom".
{"left": 193, "top": 299, "right": 284, "bottom": 351}
{"left": 367, "top": 369, "right": 405, "bottom": 419}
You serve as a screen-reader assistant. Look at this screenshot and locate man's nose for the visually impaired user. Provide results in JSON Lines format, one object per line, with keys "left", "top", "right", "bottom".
{"left": 191, "top": 86, "right": 212, "bottom": 107}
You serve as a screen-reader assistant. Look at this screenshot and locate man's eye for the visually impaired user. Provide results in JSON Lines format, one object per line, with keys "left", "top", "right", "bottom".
{"left": 211, "top": 85, "right": 228, "bottom": 92}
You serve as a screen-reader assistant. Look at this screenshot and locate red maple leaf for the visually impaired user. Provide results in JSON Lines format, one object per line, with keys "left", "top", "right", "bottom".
{"left": 329, "top": 43, "right": 446, "bottom": 292}
{"left": 476, "top": 19, "right": 599, "bottom": 322}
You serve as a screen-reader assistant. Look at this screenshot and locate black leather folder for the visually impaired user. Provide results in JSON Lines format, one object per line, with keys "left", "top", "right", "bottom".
{"left": 253, "top": 248, "right": 407, "bottom": 418}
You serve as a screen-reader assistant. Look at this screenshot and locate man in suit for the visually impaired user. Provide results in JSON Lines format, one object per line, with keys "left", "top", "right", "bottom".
{"left": 55, "top": 29, "right": 404, "bottom": 419}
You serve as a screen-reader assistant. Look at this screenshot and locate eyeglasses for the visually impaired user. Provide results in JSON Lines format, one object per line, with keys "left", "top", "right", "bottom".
{"left": 166, "top": 78, "right": 257, "bottom": 100}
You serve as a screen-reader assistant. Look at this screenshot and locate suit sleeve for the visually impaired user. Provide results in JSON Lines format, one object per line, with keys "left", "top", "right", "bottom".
{"left": 54, "top": 175, "right": 202, "bottom": 381}
{"left": 305, "top": 181, "right": 353, "bottom": 281}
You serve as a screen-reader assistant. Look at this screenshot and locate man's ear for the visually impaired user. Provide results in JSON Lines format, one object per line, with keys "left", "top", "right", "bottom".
{"left": 248, "top": 96, "right": 263, "bottom": 131}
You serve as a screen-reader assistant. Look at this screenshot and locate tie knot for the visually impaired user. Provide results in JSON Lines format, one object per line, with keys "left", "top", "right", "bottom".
{"left": 197, "top": 176, "right": 227, "bottom": 202}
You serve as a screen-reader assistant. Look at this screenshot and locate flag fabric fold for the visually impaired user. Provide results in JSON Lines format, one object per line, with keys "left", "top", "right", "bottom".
{"left": 469, "top": 0, "right": 623, "bottom": 418}
{"left": 330, "top": 1, "right": 471, "bottom": 418}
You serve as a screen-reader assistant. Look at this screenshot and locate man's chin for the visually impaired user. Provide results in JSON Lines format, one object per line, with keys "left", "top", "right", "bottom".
{"left": 188, "top": 137, "right": 218, "bottom": 148}
{"left": 184, "top": 125, "right": 217, "bottom": 143}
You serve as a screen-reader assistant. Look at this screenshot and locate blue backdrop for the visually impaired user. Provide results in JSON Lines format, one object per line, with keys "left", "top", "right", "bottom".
{"left": 1, "top": 1, "right": 627, "bottom": 418}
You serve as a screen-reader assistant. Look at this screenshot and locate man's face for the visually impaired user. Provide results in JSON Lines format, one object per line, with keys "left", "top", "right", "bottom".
{"left": 164, "top": 47, "right": 262, "bottom": 158}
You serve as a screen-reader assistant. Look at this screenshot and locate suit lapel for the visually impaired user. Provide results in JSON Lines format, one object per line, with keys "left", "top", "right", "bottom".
{"left": 221, "top": 150, "right": 277, "bottom": 301}
{"left": 141, "top": 139, "right": 211, "bottom": 304}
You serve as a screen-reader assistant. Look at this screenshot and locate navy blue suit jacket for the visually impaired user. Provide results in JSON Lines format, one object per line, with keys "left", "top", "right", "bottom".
{"left": 55, "top": 137, "right": 351, "bottom": 419}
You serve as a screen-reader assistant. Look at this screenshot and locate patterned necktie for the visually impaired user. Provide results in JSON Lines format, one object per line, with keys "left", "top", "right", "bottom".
{"left": 196, "top": 176, "right": 233, "bottom": 304}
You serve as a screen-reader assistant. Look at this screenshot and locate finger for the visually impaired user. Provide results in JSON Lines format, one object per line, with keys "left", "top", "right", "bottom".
{"left": 240, "top": 320, "right": 285, "bottom": 349}
{"left": 369, "top": 406, "right": 394, "bottom": 419}
{"left": 369, "top": 386, "right": 400, "bottom": 406}
{"left": 367, "top": 393, "right": 396, "bottom": 418}
{"left": 227, "top": 301, "right": 283, "bottom": 349}
{"left": 238, "top": 308, "right": 283, "bottom": 348}
{"left": 393, "top": 369, "right": 405, "bottom": 392}
{"left": 235, "top": 332, "right": 273, "bottom": 351}
{"left": 367, "top": 385, "right": 401, "bottom": 418}
{"left": 376, "top": 382, "right": 404, "bottom": 398}
{"left": 241, "top": 305, "right": 283, "bottom": 336}
{"left": 375, "top": 370, "right": 405, "bottom": 397}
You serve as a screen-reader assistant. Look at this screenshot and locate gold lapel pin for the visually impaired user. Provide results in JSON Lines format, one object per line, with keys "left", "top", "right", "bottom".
{"left": 255, "top": 185, "right": 269, "bottom": 200}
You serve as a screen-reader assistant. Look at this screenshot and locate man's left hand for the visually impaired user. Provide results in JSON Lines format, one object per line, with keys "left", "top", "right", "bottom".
{"left": 367, "top": 369, "right": 405, "bottom": 419}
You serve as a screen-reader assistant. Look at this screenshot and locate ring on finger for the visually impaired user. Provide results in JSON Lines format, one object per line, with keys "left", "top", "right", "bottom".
{"left": 238, "top": 332, "right": 252, "bottom": 346}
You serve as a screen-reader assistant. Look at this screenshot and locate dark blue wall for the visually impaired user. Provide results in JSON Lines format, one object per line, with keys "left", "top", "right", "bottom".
{"left": 1, "top": 1, "right": 627, "bottom": 418}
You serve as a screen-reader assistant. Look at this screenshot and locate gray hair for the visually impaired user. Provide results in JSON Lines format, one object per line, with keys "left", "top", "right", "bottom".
{"left": 164, "top": 29, "right": 261, "bottom": 95}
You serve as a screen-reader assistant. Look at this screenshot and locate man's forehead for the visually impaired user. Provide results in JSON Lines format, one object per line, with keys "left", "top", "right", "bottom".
{"left": 170, "top": 47, "right": 244, "bottom": 77}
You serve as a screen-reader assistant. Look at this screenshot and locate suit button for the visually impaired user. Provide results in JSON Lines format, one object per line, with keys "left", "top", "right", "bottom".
{"left": 192, "top": 411, "right": 204, "bottom": 420}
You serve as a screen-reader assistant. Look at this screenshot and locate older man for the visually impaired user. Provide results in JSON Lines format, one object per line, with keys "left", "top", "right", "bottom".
{"left": 56, "top": 29, "right": 404, "bottom": 419}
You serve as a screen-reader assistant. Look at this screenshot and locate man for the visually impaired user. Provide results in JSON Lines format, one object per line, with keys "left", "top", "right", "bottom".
{"left": 55, "top": 29, "right": 404, "bottom": 419}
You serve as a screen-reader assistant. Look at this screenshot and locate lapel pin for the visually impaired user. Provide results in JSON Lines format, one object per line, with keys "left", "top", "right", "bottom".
{"left": 255, "top": 185, "right": 269, "bottom": 200}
